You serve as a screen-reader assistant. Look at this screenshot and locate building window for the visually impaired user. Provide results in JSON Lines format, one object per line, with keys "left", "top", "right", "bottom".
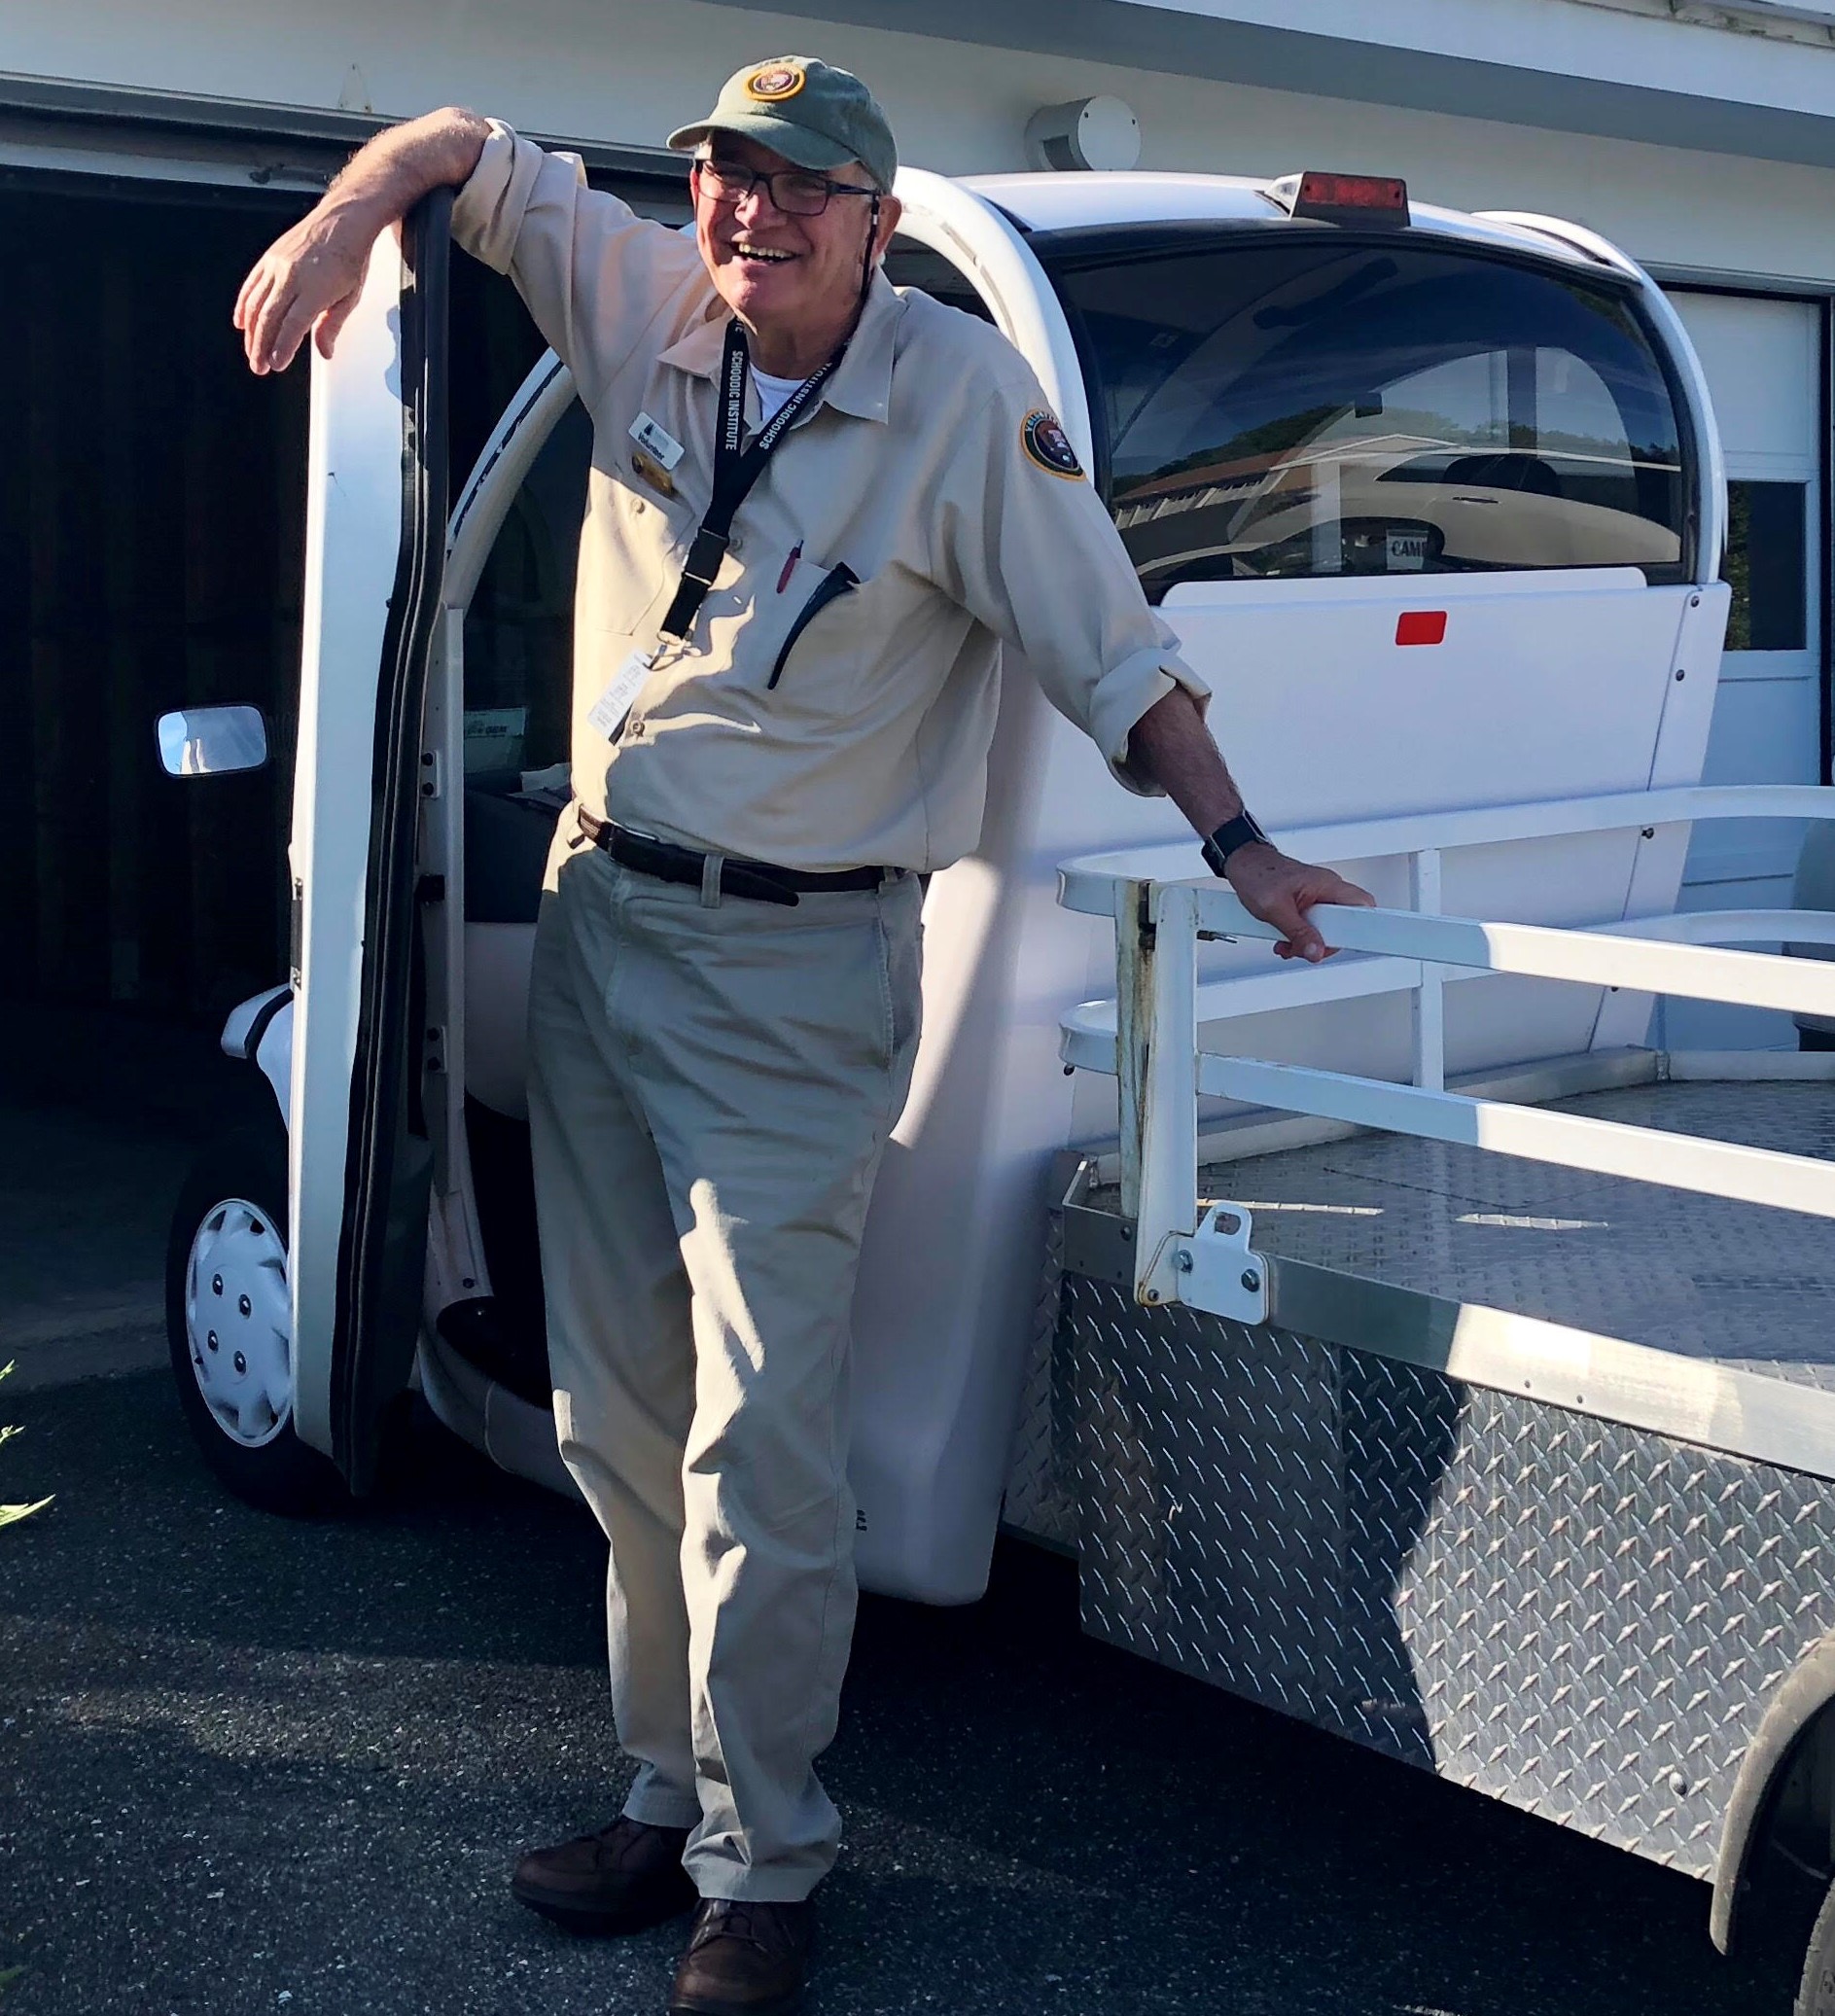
{"left": 1721, "top": 478, "right": 1807, "bottom": 653}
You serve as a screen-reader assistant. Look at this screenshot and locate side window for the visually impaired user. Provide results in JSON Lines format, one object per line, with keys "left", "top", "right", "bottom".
{"left": 882, "top": 238, "right": 997, "bottom": 324}
{"left": 462, "top": 398, "right": 592, "bottom": 780}
{"left": 1046, "top": 240, "right": 1689, "bottom": 597}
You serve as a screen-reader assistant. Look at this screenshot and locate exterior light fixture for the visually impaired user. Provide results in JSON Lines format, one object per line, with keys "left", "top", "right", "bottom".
{"left": 1024, "top": 95, "right": 1142, "bottom": 173}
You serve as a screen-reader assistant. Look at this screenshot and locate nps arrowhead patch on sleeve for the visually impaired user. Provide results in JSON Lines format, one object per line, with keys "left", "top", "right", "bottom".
{"left": 1020, "top": 407, "right": 1084, "bottom": 479}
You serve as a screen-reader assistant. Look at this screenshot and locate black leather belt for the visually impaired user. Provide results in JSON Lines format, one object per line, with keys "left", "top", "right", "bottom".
{"left": 576, "top": 807, "right": 895, "bottom": 908}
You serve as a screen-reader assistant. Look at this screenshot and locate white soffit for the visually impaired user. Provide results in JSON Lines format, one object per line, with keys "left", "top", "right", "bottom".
{"left": 1116, "top": 0, "right": 1835, "bottom": 116}
{"left": 1587, "top": 0, "right": 1835, "bottom": 33}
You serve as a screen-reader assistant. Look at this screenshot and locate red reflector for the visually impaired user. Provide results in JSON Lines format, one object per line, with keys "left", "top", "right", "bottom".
{"left": 1396, "top": 611, "right": 1447, "bottom": 647}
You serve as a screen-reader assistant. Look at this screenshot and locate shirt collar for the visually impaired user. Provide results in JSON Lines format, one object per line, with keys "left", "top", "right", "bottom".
{"left": 656, "top": 270, "right": 904, "bottom": 427}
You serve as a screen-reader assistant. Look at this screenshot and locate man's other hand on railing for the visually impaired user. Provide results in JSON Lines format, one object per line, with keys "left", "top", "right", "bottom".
{"left": 1224, "top": 845, "right": 1375, "bottom": 964}
{"left": 1127, "top": 685, "right": 1374, "bottom": 962}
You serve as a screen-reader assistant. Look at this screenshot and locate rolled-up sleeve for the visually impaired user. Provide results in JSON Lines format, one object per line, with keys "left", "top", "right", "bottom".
{"left": 450, "top": 121, "right": 704, "bottom": 407}
{"left": 932, "top": 364, "right": 1210, "bottom": 794}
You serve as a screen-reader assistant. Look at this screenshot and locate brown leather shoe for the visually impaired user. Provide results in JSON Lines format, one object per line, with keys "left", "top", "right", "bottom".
{"left": 510, "top": 1815, "right": 695, "bottom": 1934}
{"left": 668, "top": 1898, "right": 814, "bottom": 2015}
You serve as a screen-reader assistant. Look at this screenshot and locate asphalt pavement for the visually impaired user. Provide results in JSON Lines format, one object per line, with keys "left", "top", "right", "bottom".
{"left": 0, "top": 1364, "right": 1810, "bottom": 2016}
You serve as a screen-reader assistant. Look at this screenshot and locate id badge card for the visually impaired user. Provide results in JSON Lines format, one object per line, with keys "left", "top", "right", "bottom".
{"left": 586, "top": 647, "right": 658, "bottom": 742}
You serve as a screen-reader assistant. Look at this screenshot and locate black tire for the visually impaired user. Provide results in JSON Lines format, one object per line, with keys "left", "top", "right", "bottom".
{"left": 1798, "top": 1876, "right": 1835, "bottom": 2016}
{"left": 165, "top": 1122, "right": 345, "bottom": 1515}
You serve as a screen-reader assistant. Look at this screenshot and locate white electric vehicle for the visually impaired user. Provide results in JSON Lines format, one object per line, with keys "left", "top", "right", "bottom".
{"left": 161, "top": 166, "right": 1835, "bottom": 2008}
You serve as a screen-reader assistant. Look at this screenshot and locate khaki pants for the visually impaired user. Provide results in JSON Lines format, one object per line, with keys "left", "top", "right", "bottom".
{"left": 525, "top": 838, "right": 922, "bottom": 1901}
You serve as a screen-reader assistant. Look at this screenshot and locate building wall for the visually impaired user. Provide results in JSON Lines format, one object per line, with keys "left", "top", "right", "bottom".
{"left": 5, "top": 0, "right": 1835, "bottom": 287}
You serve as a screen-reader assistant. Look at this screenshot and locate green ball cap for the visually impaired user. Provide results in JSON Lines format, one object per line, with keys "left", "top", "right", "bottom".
{"left": 667, "top": 55, "right": 898, "bottom": 195}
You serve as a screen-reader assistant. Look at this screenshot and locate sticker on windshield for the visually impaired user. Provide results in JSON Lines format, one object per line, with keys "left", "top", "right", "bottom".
{"left": 1021, "top": 408, "right": 1083, "bottom": 480}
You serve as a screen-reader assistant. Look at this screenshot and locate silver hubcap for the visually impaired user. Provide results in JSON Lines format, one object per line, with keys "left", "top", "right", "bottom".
{"left": 185, "top": 1198, "right": 292, "bottom": 1448}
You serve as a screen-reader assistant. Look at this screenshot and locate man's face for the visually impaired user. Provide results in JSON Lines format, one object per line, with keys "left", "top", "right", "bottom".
{"left": 692, "top": 133, "right": 895, "bottom": 334}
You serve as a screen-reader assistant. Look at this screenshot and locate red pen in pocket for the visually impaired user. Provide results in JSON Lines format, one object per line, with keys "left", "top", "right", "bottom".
{"left": 777, "top": 542, "right": 802, "bottom": 593}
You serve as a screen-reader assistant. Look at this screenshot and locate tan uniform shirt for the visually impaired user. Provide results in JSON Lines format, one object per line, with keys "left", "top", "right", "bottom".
{"left": 452, "top": 122, "right": 1209, "bottom": 873}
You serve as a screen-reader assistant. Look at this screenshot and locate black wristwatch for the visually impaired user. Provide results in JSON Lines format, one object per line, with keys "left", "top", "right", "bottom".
{"left": 1202, "top": 809, "right": 1271, "bottom": 878}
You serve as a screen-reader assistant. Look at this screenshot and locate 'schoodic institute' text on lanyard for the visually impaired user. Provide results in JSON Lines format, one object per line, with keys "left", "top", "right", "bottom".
{"left": 587, "top": 319, "right": 844, "bottom": 742}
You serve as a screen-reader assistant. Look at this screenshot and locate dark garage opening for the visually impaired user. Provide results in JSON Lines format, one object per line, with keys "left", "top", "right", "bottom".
{"left": 0, "top": 153, "right": 684, "bottom": 1035}
{"left": 0, "top": 165, "right": 612, "bottom": 1032}
{"left": 0, "top": 144, "right": 679, "bottom": 1384}
{"left": 0, "top": 174, "right": 310, "bottom": 1029}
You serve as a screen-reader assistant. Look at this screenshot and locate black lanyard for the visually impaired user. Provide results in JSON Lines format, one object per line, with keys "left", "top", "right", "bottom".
{"left": 655, "top": 318, "right": 843, "bottom": 645}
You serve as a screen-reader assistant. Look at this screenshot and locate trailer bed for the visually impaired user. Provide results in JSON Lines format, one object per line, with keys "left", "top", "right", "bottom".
{"left": 1043, "top": 1079, "right": 1835, "bottom": 1889}
{"left": 1178, "top": 1079, "right": 1835, "bottom": 1386}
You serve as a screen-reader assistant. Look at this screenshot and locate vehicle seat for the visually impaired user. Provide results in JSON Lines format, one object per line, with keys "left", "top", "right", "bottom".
{"left": 463, "top": 778, "right": 560, "bottom": 1118}
{"left": 1440, "top": 450, "right": 1563, "bottom": 496}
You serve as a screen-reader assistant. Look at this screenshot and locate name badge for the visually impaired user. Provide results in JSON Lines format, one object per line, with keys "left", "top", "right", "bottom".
{"left": 629, "top": 412, "right": 685, "bottom": 472}
{"left": 586, "top": 649, "right": 657, "bottom": 742}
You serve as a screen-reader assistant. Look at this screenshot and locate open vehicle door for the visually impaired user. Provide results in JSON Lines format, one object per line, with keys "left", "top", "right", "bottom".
{"left": 287, "top": 193, "right": 450, "bottom": 1493}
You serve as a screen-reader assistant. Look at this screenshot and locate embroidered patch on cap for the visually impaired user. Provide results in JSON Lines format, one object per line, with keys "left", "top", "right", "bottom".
{"left": 745, "top": 61, "right": 806, "bottom": 101}
{"left": 1021, "top": 407, "right": 1084, "bottom": 479}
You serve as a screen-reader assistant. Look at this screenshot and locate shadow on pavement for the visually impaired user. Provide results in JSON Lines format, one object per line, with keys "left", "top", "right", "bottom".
{"left": 0, "top": 1369, "right": 1808, "bottom": 2016}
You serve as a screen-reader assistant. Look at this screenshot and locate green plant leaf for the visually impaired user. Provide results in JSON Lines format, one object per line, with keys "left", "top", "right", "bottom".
{"left": 1, "top": 1363, "right": 47, "bottom": 1528}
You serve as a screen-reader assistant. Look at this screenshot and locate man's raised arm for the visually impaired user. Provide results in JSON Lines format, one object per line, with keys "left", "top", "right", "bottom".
{"left": 234, "top": 107, "right": 490, "bottom": 376}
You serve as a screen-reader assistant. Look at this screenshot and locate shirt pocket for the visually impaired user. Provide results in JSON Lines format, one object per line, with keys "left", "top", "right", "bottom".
{"left": 767, "top": 561, "right": 860, "bottom": 690}
{"left": 710, "top": 546, "right": 863, "bottom": 705}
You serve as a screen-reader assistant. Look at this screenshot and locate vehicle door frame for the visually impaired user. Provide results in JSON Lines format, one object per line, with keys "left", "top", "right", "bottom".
{"left": 288, "top": 189, "right": 450, "bottom": 1492}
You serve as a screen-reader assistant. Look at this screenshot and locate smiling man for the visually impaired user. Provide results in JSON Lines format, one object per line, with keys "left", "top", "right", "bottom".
{"left": 235, "top": 55, "right": 1368, "bottom": 2016}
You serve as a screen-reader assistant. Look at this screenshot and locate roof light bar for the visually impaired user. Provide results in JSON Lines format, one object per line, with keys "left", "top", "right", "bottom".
{"left": 1266, "top": 170, "right": 1410, "bottom": 230}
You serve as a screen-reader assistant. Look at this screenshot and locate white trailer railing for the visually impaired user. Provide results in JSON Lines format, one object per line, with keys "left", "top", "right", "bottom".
{"left": 1057, "top": 786, "right": 1835, "bottom": 1323}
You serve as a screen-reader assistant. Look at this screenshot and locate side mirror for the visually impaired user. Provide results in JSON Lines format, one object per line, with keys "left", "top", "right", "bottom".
{"left": 157, "top": 705, "right": 269, "bottom": 777}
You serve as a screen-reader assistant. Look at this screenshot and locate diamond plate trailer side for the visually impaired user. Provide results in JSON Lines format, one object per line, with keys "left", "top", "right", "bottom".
{"left": 1080, "top": 1201, "right": 1834, "bottom": 1855}
{"left": 1008, "top": 1176, "right": 1835, "bottom": 1963}
{"left": 1022, "top": 824, "right": 1835, "bottom": 2001}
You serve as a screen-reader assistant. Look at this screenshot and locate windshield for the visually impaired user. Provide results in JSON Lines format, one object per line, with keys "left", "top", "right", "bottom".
{"left": 1043, "top": 234, "right": 1690, "bottom": 597}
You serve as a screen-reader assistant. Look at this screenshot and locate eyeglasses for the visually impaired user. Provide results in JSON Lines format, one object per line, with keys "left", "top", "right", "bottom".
{"left": 693, "top": 157, "right": 879, "bottom": 219}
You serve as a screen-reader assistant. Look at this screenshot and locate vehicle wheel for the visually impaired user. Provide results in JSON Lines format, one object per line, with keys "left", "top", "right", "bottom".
{"left": 165, "top": 1123, "right": 343, "bottom": 1515}
{"left": 1798, "top": 1875, "right": 1835, "bottom": 2016}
